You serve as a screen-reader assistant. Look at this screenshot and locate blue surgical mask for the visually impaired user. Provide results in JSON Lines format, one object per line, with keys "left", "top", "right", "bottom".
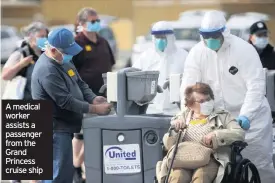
{"left": 205, "top": 38, "right": 222, "bottom": 51}
{"left": 55, "top": 48, "right": 73, "bottom": 64}
{"left": 155, "top": 38, "right": 167, "bottom": 52}
{"left": 253, "top": 37, "right": 269, "bottom": 49}
{"left": 36, "top": 37, "right": 48, "bottom": 50}
{"left": 62, "top": 54, "right": 73, "bottom": 64}
{"left": 87, "top": 22, "right": 101, "bottom": 32}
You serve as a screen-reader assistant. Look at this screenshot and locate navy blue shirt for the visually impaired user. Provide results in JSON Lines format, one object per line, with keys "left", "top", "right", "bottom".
{"left": 31, "top": 53, "right": 96, "bottom": 133}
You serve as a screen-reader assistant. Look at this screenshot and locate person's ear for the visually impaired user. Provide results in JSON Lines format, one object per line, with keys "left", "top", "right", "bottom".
{"left": 50, "top": 48, "right": 57, "bottom": 54}
{"left": 249, "top": 35, "right": 253, "bottom": 42}
{"left": 81, "top": 22, "right": 87, "bottom": 28}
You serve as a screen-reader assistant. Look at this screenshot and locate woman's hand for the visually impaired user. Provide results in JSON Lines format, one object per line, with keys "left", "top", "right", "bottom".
{"left": 203, "top": 132, "right": 216, "bottom": 147}
{"left": 171, "top": 119, "right": 186, "bottom": 131}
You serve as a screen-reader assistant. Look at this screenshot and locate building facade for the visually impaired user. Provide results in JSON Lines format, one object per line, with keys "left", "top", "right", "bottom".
{"left": 2, "top": 0, "right": 275, "bottom": 51}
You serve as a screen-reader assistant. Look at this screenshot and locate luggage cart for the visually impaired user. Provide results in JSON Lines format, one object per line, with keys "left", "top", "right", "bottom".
{"left": 83, "top": 68, "right": 172, "bottom": 183}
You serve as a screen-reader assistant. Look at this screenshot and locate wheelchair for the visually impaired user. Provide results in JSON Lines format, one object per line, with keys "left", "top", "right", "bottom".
{"left": 221, "top": 141, "right": 261, "bottom": 183}
{"left": 155, "top": 80, "right": 261, "bottom": 183}
{"left": 154, "top": 141, "right": 261, "bottom": 183}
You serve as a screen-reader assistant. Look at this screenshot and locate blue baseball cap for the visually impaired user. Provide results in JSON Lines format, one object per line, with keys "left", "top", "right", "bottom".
{"left": 48, "top": 28, "right": 82, "bottom": 56}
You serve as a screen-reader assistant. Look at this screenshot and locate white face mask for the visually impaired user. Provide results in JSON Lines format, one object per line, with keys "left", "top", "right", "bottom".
{"left": 253, "top": 37, "right": 269, "bottom": 49}
{"left": 200, "top": 100, "right": 214, "bottom": 115}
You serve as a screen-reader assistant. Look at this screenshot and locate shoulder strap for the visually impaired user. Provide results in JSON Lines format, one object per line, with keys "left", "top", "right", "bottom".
{"left": 16, "top": 45, "right": 31, "bottom": 77}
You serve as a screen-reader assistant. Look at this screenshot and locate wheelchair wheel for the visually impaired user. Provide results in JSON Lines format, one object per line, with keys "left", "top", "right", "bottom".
{"left": 239, "top": 162, "right": 261, "bottom": 183}
{"left": 234, "top": 159, "right": 261, "bottom": 183}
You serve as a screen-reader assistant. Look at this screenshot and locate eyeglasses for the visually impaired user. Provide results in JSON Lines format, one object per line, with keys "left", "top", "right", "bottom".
{"left": 89, "top": 19, "right": 100, "bottom": 24}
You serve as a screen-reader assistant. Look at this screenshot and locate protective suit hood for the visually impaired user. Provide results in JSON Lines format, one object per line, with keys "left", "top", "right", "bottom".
{"left": 199, "top": 11, "right": 231, "bottom": 51}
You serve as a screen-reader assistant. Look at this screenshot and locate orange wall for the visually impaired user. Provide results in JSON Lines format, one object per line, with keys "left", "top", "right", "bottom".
{"left": 41, "top": 0, "right": 133, "bottom": 25}
{"left": 132, "top": 3, "right": 223, "bottom": 37}
{"left": 1, "top": 6, "right": 41, "bottom": 27}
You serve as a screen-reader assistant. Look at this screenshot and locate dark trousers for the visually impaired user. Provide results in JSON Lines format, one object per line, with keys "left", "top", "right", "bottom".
{"left": 42, "top": 132, "right": 74, "bottom": 183}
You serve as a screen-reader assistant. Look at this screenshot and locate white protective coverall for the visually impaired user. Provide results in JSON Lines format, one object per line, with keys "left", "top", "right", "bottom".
{"left": 180, "top": 11, "right": 275, "bottom": 182}
{"left": 133, "top": 21, "right": 188, "bottom": 115}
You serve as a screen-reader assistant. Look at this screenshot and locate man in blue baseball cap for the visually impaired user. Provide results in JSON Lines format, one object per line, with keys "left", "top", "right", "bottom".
{"left": 31, "top": 28, "right": 112, "bottom": 183}
{"left": 46, "top": 27, "right": 83, "bottom": 63}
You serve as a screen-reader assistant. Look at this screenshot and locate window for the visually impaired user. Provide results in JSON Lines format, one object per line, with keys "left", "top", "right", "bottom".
{"left": 230, "top": 29, "right": 241, "bottom": 37}
{"left": 174, "top": 28, "right": 200, "bottom": 41}
{"left": 99, "top": 28, "right": 114, "bottom": 40}
{"left": 1, "top": 30, "right": 10, "bottom": 39}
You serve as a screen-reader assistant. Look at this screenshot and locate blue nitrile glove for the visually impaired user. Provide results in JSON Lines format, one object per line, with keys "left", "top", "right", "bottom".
{"left": 236, "top": 116, "right": 250, "bottom": 130}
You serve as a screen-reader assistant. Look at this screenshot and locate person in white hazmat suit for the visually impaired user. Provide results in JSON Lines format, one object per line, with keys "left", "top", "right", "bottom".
{"left": 180, "top": 11, "right": 275, "bottom": 182}
{"left": 133, "top": 21, "right": 188, "bottom": 115}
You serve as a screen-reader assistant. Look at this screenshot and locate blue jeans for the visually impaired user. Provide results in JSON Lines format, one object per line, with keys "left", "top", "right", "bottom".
{"left": 42, "top": 132, "right": 74, "bottom": 183}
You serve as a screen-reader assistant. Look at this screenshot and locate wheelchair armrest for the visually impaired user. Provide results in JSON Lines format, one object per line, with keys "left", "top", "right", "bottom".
{"left": 230, "top": 141, "right": 247, "bottom": 164}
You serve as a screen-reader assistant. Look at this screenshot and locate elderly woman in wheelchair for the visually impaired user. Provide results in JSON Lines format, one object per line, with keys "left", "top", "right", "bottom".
{"left": 156, "top": 82, "right": 246, "bottom": 183}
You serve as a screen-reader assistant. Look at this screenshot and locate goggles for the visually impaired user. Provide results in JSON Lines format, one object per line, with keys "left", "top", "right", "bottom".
{"left": 199, "top": 27, "right": 225, "bottom": 39}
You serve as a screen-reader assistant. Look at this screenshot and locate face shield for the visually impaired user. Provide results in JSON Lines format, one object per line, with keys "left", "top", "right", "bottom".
{"left": 151, "top": 30, "right": 173, "bottom": 52}
{"left": 151, "top": 21, "right": 176, "bottom": 53}
{"left": 199, "top": 26, "right": 225, "bottom": 51}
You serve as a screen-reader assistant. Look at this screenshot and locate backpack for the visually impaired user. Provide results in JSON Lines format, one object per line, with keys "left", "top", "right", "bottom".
{"left": 15, "top": 40, "right": 31, "bottom": 77}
